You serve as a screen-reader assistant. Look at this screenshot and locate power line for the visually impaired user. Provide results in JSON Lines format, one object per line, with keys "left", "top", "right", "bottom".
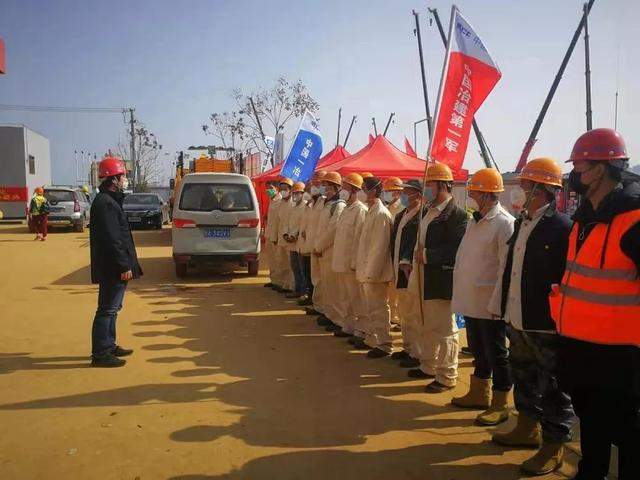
{"left": 0, "top": 104, "right": 127, "bottom": 113}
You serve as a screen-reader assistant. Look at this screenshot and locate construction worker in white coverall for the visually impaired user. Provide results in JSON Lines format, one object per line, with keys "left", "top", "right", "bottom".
{"left": 274, "top": 177, "right": 295, "bottom": 293}
{"left": 383, "top": 176, "right": 406, "bottom": 329}
{"left": 313, "top": 172, "right": 346, "bottom": 329}
{"left": 264, "top": 182, "right": 283, "bottom": 290}
{"left": 331, "top": 173, "right": 368, "bottom": 339}
{"left": 305, "top": 171, "right": 327, "bottom": 316}
{"left": 354, "top": 176, "right": 394, "bottom": 358}
{"left": 282, "top": 181, "right": 308, "bottom": 299}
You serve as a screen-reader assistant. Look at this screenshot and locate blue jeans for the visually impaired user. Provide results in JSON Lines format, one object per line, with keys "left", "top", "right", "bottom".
{"left": 289, "top": 252, "right": 304, "bottom": 295}
{"left": 465, "top": 317, "right": 512, "bottom": 391}
{"left": 92, "top": 280, "right": 127, "bottom": 357}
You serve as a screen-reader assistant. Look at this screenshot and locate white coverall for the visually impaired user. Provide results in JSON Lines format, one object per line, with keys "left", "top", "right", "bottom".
{"left": 275, "top": 197, "right": 294, "bottom": 290}
{"left": 314, "top": 197, "right": 346, "bottom": 321}
{"left": 304, "top": 196, "right": 325, "bottom": 312}
{"left": 356, "top": 198, "right": 394, "bottom": 352}
{"left": 331, "top": 199, "right": 368, "bottom": 334}
{"left": 387, "top": 198, "right": 406, "bottom": 324}
{"left": 265, "top": 194, "right": 282, "bottom": 285}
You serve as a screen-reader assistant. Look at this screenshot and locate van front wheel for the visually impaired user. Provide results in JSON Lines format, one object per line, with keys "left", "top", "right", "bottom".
{"left": 175, "top": 262, "right": 188, "bottom": 278}
{"left": 248, "top": 260, "right": 259, "bottom": 276}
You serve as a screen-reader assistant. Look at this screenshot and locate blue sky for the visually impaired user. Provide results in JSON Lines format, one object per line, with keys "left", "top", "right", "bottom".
{"left": 1, "top": 0, "right": 638, "bottom": 185}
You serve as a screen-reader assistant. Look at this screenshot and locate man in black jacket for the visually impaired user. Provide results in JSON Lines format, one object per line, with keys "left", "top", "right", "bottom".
{"left": 489, "top": 158, "right": 574, "bottom": 476}
{"left": 413, "top": 163, "right": 468, "bottom": 393}
{"left": 89, "top": 156, "right": 142, "bottom": 368}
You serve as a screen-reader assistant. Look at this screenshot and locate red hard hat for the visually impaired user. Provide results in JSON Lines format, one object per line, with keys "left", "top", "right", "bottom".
{"left": 568, "top": 128, "right": 629, "bottom": 163}
{"left": 98, "top": 156, "right": 126, "bottom": 178}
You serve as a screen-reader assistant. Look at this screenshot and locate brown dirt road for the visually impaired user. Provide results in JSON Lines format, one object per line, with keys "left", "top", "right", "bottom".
{"left": 0, "top": 224, "right": 583, "bottom": 479}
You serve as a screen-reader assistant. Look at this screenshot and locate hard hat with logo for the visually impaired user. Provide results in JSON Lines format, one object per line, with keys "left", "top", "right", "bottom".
{"left": 467, "top": 168, "right": 504, "bottom": 193}
{"left": 34, "top": 186, "right": 44, "bottom": 195}
{"left": 517, "top": 157, "right": 563, "bottom": 187}
{"left": 360, "top": 172, "right": 374, "bottom": 178}
{"left": 279, "top": 177, "right": 294, "bottom": 187}
{"left": 425, "top": 162, "right": 454, "bottom": 182}
{"left": 568, "top": 128, "right": 629, "bottom": 163}
{"left": 98, "top": 155, "right": 126, "bottom": 178}
{"left": 343, "top": 172, "right": 363, "bottom": 190}
{"left": 383, "top": 177, "right": 404, "bottom": 191}
{"left": 292, "top": 181, "right": 305, "bottom": 193}
{"left": 323, "top": 171, "right": 342, "bottom": 186}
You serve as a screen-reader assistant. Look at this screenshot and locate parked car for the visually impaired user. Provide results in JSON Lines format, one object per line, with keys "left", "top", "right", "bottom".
{"left": 172, "top": 173, "right": 260, "bottom": 277}
{"left": 41, "top": 186, "right": 91, "bottom": 232}
{"left": 123, "top": 193, "right": 169, "bottom": 229}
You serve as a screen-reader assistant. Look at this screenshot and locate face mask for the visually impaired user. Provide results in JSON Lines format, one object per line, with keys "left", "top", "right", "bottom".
{"left": 382, "top": 191, "right": 394, "bottom": 203}
{"left": 423, "top": 186, "right": 435, "bottom": 203}
{"left": 303, "top": 192, "right": 312, "bottom": 202}
{"left": 400, "top": 193, "right": 409, "bottom": 207}
{"left": 281, "top": 190, "right": 290, "bottom": 199}
{"left": 319, "top": 186, "right": 326, "bottom": 196}
{"left": 467, "top": 196, "right": 479, "bottom": 211}
{"left": 339, "top": 190, "right": 351, "bottom": 201}
{"left": 510, "top": 186, "right": 526, "bottom": 208}
{"left": 117, "top": 176, "right": 129, "bottom": 192}
{"left": 356, "top": 191, "right": 367, "bottom": 203}
{"left": 310, "top": 186, "right": 320, "bottom": 196}
{"left": 292, "top": 193, "right": 303, "bottom": 203}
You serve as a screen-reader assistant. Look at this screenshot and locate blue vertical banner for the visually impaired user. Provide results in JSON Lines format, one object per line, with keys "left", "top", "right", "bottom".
{"left": 280, "top": 111, "right": 323, "bottom": 183}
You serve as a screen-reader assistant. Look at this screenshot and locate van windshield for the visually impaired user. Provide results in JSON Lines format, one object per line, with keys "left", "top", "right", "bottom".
{"left": 179, "top": 183, "right": 253, "bottom": 212}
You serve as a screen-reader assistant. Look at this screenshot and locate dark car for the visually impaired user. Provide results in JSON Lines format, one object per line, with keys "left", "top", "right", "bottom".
{"left": 122, "top": 193, "right": 169, "bottom": 229}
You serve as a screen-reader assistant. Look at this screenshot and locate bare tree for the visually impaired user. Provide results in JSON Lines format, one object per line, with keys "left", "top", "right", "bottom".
{"left": 117, "top": 124, "right": 162, "bottom": 192}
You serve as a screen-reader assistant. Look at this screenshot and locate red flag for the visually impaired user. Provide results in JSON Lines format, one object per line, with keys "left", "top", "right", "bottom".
{"left": 404, "top": 137, "right": 417, "bottom": 157}
{"left": 429, "top": 7, "right": 501, "bottom": 172}
{"left": 368, "top": 134, "right": 375, "bottom": 144}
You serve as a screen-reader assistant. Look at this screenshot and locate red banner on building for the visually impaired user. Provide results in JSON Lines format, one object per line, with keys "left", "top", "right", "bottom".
{"left": 429, "top": 7, "right": 501, "bottom": 174}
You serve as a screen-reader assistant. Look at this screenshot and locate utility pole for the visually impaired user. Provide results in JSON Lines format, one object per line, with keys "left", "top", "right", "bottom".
{"left": 336, "top": 107, "right": 342, "bottom": 147}
{"left": 515, "top": 0, "right": 596, "bottom": 172}
{"left": 383, "top": 112, "right": 395, "bottom": 136}
{"left": 372, "top": 117, "right": 378, "bottom": 136}
{"left": 129, "top": 108, "right": 136, "bottom": 191}
{"left": 412, "top": 10, "right": 433, "bottom": 138}
{"left": 429, "top": 8, "right": 495, "bottom": 169}
{"left": 583, "top": 2, "right": 593, "bottom": 130}
{"left": 343, "top": 115, "right": 357, "bottom": 149}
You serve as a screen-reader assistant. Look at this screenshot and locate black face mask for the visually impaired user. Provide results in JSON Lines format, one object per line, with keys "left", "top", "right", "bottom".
{"left": 568, "top": 170, "right": 589, "bottom": 195}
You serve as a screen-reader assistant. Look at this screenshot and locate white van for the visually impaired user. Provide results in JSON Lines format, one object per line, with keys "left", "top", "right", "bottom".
{"left": 172, "top": 173, "right": 260, "bottom": 277}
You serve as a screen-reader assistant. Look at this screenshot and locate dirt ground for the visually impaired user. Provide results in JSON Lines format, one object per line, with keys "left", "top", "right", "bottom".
{"left": 0, "top": 223, "right": 589, "bottom": 479}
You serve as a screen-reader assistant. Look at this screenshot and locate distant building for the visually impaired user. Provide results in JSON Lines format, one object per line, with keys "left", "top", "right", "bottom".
{"left": 0, "top": 125, "right": 51, "bottom": 219}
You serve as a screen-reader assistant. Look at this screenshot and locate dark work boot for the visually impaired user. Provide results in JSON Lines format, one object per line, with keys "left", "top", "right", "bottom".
{"left": 91, "top": 354, "right": 126, "bottom": 368}
{"left": 113, "top": 346, "right": 133, "bottom": 357}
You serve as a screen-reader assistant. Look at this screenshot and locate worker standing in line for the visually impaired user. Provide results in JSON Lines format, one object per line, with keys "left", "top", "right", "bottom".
{"left": 551, "top": 129, "right": 640, "bottom": 480}
{"left": 273, "top": 177, "right": 294, "bottom": 294}
{"left": 89, "top": 156, "right": 141, "bottom": 368}
{"left": 489, "top": 158, "right": 575, "bottom": 476}
{"left": 331, "top": 173, "right": 368, "bottom": 339}
{"left": 264, "top": 181, "right": 283, "bottom": 290}
{"left": 355, "top": 176, "right": 394, "bottom": 358}
{"left": 451, "top": 168, "right": 515, "bottom": 426}
{"left": 295, "top": 183, "right": 314, "bottom": 306}
{"left": 304, "top": 171, "right": 327, "bottom": 316}
{"left": 382, "top": 176, "right": 406, "bottom": 330}
{"left": 29, "top": 186, "right": 50, "bottom": 241}
{"left": 313, "top": 172, "right": 346, "bottom": 329}
{"left": 283, "top": 181, "right": 307, "bottom": 299}
{"left": 412, "top": 163, "right": 467, "bottom": 393}
{"left": 389, "top": 179, "right": 423, "bottom": 363}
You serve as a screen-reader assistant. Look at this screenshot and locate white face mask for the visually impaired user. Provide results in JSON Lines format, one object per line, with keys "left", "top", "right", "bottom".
{"left": 310, "top": 186, "right": 320, "bottom": 196}
{"left": 356, "top": 191, "right": 368, "bottom": 203}
{"left": 281, "top": 190, "right": 290, "bottom": 199}
{"left": 466, "top": 196, "right": 479, "bottom": 211}
{"left": 382, "top": 191, "right": 394, "bottom": 203}
{"left": 510, "top": 187, "right": 526, "bottom": 209}
{"left": 319, "top": 186, "right": 326, "bottom": 196}
{"left": 303, "top": 192, "right": 312, "bottom": 202}
{"left": 339, "top": 190, "right": 351, "bottom": 201}
{"left": 120, "top": 177, "right": 129, "bottom": 191}
{"left": 292, "top": 193, "right": 303, "bottom": 203}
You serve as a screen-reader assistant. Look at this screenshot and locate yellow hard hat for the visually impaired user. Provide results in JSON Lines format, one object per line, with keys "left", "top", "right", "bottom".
{"left": 425, "top": 162, "right": 453, "bottom": 182}
{"left": 279, "top": 177, "right": 294, "bottom": 187}
{"left": 517, "top": 157, "right": 563, "bottom": 187}
{"left": 360, "top": 172, "right": 374, "bottom": 178}
{"left": 323, "top": 171, "right": 342, "bottom": 186}
{"left": 292, "top": 181, "right": 305, "bottom": 193}
{"left": 343, "top": 173, "right": 364, "bottom": 190}
{"left": 81, "top": 185, "right": 89, "bottom": 193}
{"left": 383, "top": 177, "right": 404, "bottom": 191}
{"left": 313, "top": 170, "right": 328, "bottom": 180}
{"left": 467, "top": 168, "right": 504, "bottom": 193}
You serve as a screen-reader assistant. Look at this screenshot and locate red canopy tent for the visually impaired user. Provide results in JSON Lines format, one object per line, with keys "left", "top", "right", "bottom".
{"left": 330, "top": 135, "right": 468, "bottom": 181}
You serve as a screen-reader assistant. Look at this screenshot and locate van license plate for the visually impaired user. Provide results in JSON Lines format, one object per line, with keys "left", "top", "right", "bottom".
{"left": 204, "top": 228, "right": 230, "bottom": 239}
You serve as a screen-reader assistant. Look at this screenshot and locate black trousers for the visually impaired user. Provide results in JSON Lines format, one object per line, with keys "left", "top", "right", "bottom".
{"left": 571, "top": 387, "right": 640, "bottom": 480}
{"left": 465, "top": 317, "right": 512, "bottom": 391}
{"left": 299, "top": 254, "right": 313, "bottom": 296}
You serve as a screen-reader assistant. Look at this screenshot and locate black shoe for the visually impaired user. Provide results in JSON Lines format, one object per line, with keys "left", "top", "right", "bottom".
{"left": 461, "top": 346, "right": 474, "bottom": 356}
{"left": 325, "top": 323, "right": 340, "bottom": 332}
{"left": 367, "top": 348, "right": 390, "bottom": 359}
{"left": 317, "top": 316, "right": 332, "bottom": 326}
{"left": 408, "top": 368, "right": 434, "bottom": 379}
{"left": 113, "top": 346, "right": 133, "bottom": 357}
{"left": 400, "top": 357, "right": 420, "bottom": 368}
{"left": 264, "top": 282, "right": 274, "bottom": 288}
{"left": 298, "top": 297, "right": 313, "bottom": 306}
{"left": 425, "top": 380, "right": 455, "bottom": 393}
{"left": 285, "top": 292, "right": 301, "bottom": 299}
{"left": 391, "top": 350, "right": 410, "bottom": 361}
{"left": 273, "top": 285, "right": 284, "bottom": 292}
{"left": 353, "top": 339, "right": 372, "bottom": 351}
{"left": 334, "top": 330, "right": 352, "bottom": 338}
{"left": 306, "top": 308, "right": 320, "bottom": 316}
{"left": 281, "top": 289, "right": 293, "bottom": 294}
{"left": 91, "top": 354, "right": 126, "bottom": 368}
{"left": 347, "top": 336, "right": 360, "bottom": 345}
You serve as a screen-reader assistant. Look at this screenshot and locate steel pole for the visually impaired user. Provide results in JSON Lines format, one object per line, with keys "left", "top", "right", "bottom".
{"left": 583, "top": 3, "right": 593, "bottom": 130}
{"left": 343, "top": 115, "right": 356, "bottom": 149}
{"left": 413, "top": 10, "right": 433, "bottom": 138}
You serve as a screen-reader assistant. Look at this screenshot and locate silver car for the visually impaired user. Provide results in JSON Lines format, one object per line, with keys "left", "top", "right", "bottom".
{"left": 172, "top": 173, "right": 261, "bottom": 278}
{"left": 43, "top": 186, "right": 91, "bottom": 232}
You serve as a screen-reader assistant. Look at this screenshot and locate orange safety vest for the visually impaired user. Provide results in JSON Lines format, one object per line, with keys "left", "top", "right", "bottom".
{"left": 550, "top": 209, "right": 640, "bottom": 346}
